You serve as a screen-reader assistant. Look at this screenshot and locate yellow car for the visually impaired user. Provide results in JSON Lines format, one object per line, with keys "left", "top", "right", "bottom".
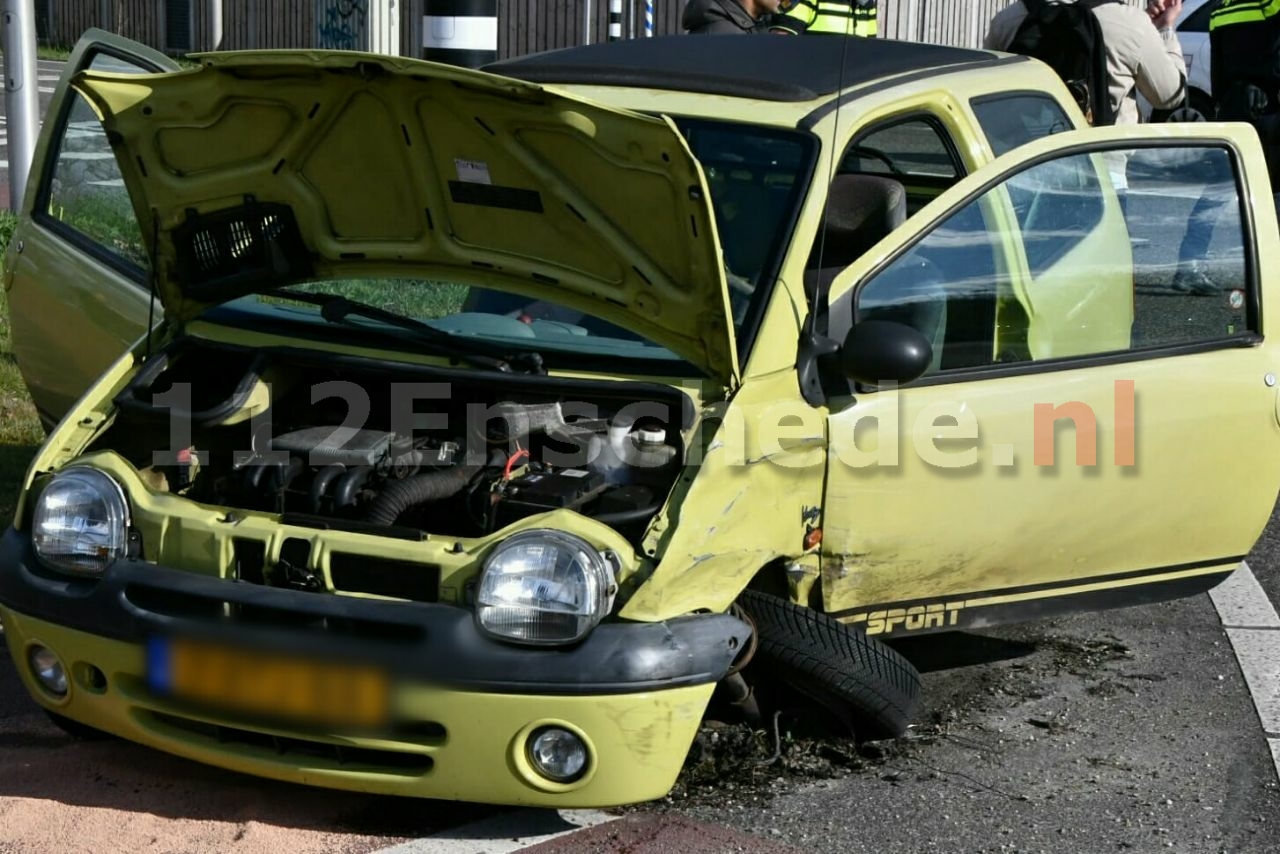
{"left": 2, "top": 29, "right": 1278, "bottom": 807}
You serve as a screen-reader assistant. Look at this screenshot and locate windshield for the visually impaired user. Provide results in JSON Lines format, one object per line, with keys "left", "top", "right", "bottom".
{"left": 232, "top": 118, "right": 814, "bottom": 369}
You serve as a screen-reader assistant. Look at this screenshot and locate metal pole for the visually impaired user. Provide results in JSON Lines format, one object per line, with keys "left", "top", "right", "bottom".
{"left": 368, "top": 0, "right": 398, "bottom": 54}
{"left": 582, "top": 0, "right": 592, "bottom": 45}
{"left": 209, "top": 0, "right": 222, "bottom": 50}
{"left": 3, "top": 0, "right": 39, "bottom": 211}
{"left": 423, "top": 0, "right": 497, "bottom": 69}
{"left": 607, "top": 0, "right": 621, "bottom": 40}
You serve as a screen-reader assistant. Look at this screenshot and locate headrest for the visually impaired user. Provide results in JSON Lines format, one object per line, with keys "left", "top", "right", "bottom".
{"left": 809, "top": 174, "right": 907, "bottom": 270}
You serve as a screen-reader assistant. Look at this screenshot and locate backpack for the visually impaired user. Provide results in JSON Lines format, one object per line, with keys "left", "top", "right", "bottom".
{"left": 1005, "top": 0, "right": 1121, "bottom": 126}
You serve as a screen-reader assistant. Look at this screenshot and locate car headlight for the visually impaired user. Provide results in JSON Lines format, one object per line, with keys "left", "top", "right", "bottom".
{"left": 476, "top": 530, "right": 616, "bottom": 646}
{"left": 32, "top": 467, "right": 130, "bottom": 577}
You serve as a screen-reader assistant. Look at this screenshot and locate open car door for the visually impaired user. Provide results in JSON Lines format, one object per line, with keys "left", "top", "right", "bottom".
{"left": 3, "top": 31, "right": 180, "bottom": 428}
{"left": 818, "top": 123, "right": 1280, "bottom": 636}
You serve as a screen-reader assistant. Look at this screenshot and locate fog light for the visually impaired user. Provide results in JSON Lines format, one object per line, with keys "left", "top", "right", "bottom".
{"left": 527, "top": 726, "right": 589, "bottom": 783}
{"left": 29, "top": 646, "right": 67, "bottom": 696}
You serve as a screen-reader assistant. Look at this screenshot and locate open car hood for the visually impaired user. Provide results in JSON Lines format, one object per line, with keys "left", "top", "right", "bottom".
{"left": 71, "top": 51, "right": 738, "bottom": 383}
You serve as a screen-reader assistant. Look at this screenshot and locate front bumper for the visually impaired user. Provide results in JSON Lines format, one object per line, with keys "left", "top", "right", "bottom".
{"left": 0, "top": 529, "right": 750, "bottom": 806}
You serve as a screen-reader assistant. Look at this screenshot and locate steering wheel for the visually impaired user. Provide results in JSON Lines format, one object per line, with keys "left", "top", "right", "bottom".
{"left": 843, "top": 144, "right": 904, "bottom": 176}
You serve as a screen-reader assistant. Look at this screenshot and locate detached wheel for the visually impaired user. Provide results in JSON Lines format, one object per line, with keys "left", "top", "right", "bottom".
{"left": 737, "top": 589, "right": 921, "bottom": 740}
{"left": 44, "top": 710, "right": 113, "bottom": 741}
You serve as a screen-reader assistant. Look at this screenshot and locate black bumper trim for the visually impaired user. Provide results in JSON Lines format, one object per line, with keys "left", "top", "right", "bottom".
{"left": 0, "top": 528, "right": 750, "bottom": 695}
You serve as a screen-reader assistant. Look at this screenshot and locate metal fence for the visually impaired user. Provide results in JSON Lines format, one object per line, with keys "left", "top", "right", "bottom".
{"left": 36, "top": 0, "right": 1150, "bottom": 58}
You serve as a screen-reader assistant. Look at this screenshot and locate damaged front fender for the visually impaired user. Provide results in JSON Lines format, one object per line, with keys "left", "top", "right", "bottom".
{"left": 621, "top": 372, "right": 827, "bottom": 621}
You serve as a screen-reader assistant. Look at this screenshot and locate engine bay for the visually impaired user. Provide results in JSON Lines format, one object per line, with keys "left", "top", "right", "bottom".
{"left": 93, "top": 337, "right": 693, "bottom": 545}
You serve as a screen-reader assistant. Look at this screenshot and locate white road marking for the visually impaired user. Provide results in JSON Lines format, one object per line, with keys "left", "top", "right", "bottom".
{"left": 372, "top": 809, "right": 617, "bottom": 854}
{"left": 1217, "top": 629, "right": 1280, "bottom": 732}
{"left": 1209, "top": 561, "right": 1280, "bottom": 779}
{"left": 1210, "top": 565, "right": 1280, "bottom": 628}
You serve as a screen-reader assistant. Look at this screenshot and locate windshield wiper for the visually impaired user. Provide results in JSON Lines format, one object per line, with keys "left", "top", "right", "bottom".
{"left": 263, "top": 290, "right": 543, "bottom": 374}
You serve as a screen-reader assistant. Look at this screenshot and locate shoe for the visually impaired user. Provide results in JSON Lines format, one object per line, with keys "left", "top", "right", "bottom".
{"left": 1171, "top": 266, "right": 1218, "bottom": 296}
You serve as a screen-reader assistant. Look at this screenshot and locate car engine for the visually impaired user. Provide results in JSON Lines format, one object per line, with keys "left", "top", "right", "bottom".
{"left": 90, "top": 337, "right": 689, "bottom": 545}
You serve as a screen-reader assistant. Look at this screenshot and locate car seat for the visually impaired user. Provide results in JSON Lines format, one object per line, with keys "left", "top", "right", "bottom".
{"left": 807, "top": 174, "right": 908, "bottom": 272}
{"left": 804, "top": 173, "right": 909, "bottom": 305}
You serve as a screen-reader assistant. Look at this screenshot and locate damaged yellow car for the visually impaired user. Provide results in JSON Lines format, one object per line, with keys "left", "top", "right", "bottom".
{"left": 3, "top": 29, "right": 1280, "bottom": 807}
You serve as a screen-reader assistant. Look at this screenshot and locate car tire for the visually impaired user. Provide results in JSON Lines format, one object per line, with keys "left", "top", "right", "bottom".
{"left": 737, "top": 589, "right": 921, "bottom": 740}
{"left": 44, "top": 710, "right": 113, "bottom": 741}
{"left": 1153, "top": 90, "right": 1216, "bottom": 124}
{"left": 1189, "top": 89, "right": 1216, "bottom": 121}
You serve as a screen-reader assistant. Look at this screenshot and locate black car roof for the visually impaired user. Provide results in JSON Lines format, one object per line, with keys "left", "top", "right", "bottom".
{"left": 484, "top": 35, "right": 1001, "bottom": 103}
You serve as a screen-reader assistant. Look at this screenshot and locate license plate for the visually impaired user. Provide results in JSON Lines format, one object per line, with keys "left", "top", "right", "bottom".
{"left": 146, "top": 636, "right": 389, "bottom": 729}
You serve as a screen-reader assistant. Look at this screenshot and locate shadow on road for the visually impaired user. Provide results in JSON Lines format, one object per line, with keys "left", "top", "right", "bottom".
{"left": 886, "top": 630, "right": 1039, "bottom": 674}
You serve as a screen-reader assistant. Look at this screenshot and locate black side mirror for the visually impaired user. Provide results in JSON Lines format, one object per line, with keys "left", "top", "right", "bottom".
{"left": 841, "top": 319, "right": 932, "bottom": 386}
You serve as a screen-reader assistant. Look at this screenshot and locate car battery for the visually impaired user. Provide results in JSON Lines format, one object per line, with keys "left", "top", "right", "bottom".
{"left": 494, "top": 467, "right": 608, "bottom": 526}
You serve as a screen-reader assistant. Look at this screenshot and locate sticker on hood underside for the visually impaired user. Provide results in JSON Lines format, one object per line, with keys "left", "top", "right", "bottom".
{"left": 455, "top": 158, "right": 492, "bottom": 185}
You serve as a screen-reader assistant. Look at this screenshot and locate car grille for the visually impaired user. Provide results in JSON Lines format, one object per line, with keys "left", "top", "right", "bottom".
{"left": 234, "top": 537, "right": 441, "bottom": 604}
{"left": 142, "top": 710, "right": 437, "bottom": 774}
{"left": 121, "top": 581, "right": 427, "bottom": 643}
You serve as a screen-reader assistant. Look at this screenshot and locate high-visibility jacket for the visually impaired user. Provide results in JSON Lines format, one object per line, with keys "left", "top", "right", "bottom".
{"left": 1208, "top": 0, "right": 1280, "bottom": 112}
{"left": 1211, "top": 0, "right": 1280, "bottom": 29}
{"left": 770, "top": 0, "right": 878, "bottom": 37}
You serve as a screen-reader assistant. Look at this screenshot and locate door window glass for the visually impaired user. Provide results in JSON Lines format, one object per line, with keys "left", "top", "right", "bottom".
{"left": 40, "top": 52, "right": 150, "bottom": 275}
{"left": 854, "top": 144, "right": 1251, "bottom": 377}
{"left": 1126, "top": 147, "right": 1248, "bottom": 347}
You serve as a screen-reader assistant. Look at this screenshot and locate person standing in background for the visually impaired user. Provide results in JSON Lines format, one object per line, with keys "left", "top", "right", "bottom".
{"left": 769, "top": 0, "right": 878, "bottom": 37}
{"left": 1209, "top": 0, "right": 1280, "bottom": 189}
{"left": 985, "top": 0, "right": 1185, "bottom": 127}
{"left": 682, "top": 0, "right": 781, "bottom": 34}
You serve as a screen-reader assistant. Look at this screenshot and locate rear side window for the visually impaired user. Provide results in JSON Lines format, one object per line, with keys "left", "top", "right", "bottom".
{"left": 38, "top": 52, "right": 150, "bottom": 277}
{"left": 971, "top": 94, "right": 1073, "bottom": 157}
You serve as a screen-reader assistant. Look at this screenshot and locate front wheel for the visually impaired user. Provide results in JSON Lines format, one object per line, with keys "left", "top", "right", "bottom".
{"left": 737, "top": 589, "right": 922, "bottom": 740}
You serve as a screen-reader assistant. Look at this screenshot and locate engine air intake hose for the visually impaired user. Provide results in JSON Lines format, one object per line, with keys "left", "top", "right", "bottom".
{"left": 364, "top": 467, "right": 474, "bottom": 526}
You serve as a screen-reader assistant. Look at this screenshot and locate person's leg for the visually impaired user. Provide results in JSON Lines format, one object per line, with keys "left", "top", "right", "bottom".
{"left": 1173, "top": 156, "right": 1232, "bottom": 295}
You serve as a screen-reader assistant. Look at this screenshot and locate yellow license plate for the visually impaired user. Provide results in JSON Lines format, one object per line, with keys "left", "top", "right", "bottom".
{"left": 146, "top": 636, "right": 389, "bottom": 728}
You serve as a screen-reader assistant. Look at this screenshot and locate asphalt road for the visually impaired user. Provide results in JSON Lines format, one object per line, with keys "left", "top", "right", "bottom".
{"left": 2, "top": 57, "right": 1280, "bottom": 854}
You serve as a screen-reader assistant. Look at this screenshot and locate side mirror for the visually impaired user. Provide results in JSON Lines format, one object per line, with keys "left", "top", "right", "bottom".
{"left": 841, "top": 319, "right": 932, "bottom": 386}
